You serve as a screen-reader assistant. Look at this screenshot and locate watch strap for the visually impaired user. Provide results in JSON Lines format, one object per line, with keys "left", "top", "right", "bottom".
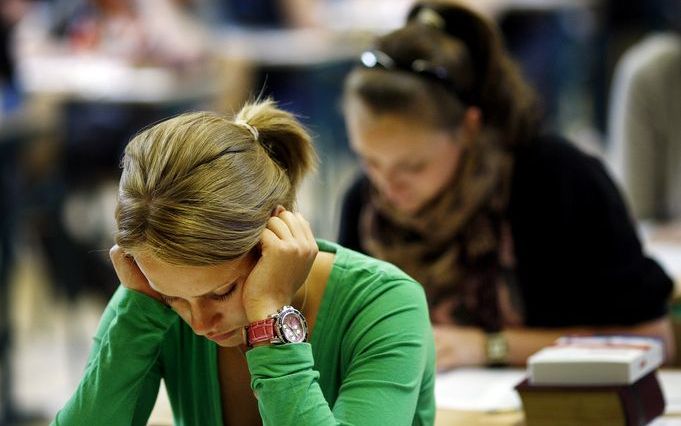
{"left": 247, "top": 318, "right": 278, "bottom": 346}
{"left": 485, "top": 331, "right": 509, "bottom": 367}
{"left": 246, "top": 305, "right": 308, "bottom": 347}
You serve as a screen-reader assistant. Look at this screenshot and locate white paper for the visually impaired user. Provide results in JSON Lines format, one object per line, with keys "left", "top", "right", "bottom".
{"left": 435, "top": 368, "right": 525, "bottom": 412}
{"left": 660, "top": 371, "right": 681, "bottom": 415}
{"left": 650, "top": 419, "right": 681, "bottom": 426}
{"left": 646, "top": 242, "right": 681, "bottom": 280}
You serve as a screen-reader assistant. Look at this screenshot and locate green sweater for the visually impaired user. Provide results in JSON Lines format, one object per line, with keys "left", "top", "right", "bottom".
{"left": 52, "top": 240, "right": 435, "bottom": 426}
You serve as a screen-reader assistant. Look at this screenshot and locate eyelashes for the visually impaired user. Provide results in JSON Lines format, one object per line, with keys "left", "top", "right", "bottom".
{"left": 161, "top": 295, "right": 178, "bottom": 305}
{"left": 213, "top": 285, "right": 237, "bottom": 302}
{"left": 160, "top": 283, "right": 237, "bottom": 305}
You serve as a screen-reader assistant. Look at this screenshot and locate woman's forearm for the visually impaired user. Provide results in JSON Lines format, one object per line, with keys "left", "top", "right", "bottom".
{"left": 503, "top": 316, "right": 675, "bottom": 366}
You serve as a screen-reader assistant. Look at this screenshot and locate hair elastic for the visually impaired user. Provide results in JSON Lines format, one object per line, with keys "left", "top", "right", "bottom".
{"left": 236, "top": 121, "right": 259, "bottom": 141}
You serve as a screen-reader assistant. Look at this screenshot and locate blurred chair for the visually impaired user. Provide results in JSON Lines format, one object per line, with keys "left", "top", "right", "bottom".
{"left": 0, "top": 128, "right": 19, "bottom": 425}
{"left": 671, "top": 295, "right": 681, "bottom": 367}
{"left": 0, "top": 112, "right": 49, "bottom": 426}
{"left": 608, "top": 32, "right": 681, "bottom": 222}
{"left": 1, "top": 1, "right": 29, "bottom": 421}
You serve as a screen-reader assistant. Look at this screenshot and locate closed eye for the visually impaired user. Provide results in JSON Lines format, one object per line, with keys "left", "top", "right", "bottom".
{"left": 161, "top": 295, "right": 178, "bottom": 305}
{"left": 211, "top": 283, "right": 237, "bottom": 302}
{"left": 402, "top": 162, "right": 426, "bottom": 173}
{"left": 159, "top": 281, "right": 238, "bottom": 305}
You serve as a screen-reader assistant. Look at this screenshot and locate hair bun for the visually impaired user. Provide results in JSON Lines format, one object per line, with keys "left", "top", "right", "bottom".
{"left": 413, "top": 7, "right": 446, "bottom": 29}
{"left": 234, "top": 99, "right": 318, "bottom": 191}
{"left": 407, "top": 2, "right": 493, "bottom": 88}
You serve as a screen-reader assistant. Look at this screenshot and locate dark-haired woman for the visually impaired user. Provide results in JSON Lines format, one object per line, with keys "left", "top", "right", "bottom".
{"left": 339, "top": 1, "right": 675, "bottom": 370}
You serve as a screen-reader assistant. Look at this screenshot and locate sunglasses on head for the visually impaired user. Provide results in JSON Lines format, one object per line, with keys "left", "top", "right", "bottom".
{"left": 359, "top": 50, "right": 474, "bottom": 106}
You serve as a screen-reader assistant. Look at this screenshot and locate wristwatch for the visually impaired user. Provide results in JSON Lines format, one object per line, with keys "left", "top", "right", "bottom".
{"left": 246, "top": 305, "right": 308, "bottom": 347}
{"left": 485, "top": 332, "right": 509, "bottom": 366}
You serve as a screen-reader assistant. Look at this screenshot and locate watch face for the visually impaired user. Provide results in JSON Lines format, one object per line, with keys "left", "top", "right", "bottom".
{"left": 279, "top": 311, "right": 307, "bottom": 343}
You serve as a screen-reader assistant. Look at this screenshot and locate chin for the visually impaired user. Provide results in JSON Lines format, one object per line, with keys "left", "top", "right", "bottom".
{"left": 217, "top": 337, "right": 244, "bottom": 348}
{"left": 208, "top": 329, "right": 246, "bottom": 347}
{"left": 394, "top": 200, "right": 425, "bottom": 215}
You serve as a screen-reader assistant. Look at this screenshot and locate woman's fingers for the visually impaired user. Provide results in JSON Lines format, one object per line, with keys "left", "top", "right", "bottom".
{"left": 265, "top": 208, "right": 316, "bottom": 252}
{"left": 258, "top": 228, "right": 279, "bottom": 250}
{"left": 242, "top": 209, "right": 318, "bottom": 321}
{"left": 266, "top": 216, "right": 295, "bottom": 241}
{"left": 277, "top": 210, "right": 306, "bottom": 239}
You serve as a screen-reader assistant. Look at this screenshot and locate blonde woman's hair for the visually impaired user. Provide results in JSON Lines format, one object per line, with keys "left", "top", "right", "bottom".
{"left": 115, "top": 99, "right": 317, "bottom": 265}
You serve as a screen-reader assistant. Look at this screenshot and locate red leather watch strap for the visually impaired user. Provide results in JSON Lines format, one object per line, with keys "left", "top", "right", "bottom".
{"left": 247, "top": 318, "right": 276, "bottom": 346}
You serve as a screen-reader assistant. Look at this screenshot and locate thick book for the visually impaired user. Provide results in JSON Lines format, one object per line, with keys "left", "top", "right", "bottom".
{"left": 528, "top": 336, "right": 664, "bottom": 385}
{"left": 516, "top": 370, "right": 665, "bottom": 426}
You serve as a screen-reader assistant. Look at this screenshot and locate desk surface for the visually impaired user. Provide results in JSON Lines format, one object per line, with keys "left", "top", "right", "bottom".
{"left": 436, "top": 410, "right": 522, "bottom": 426}
{"left": 145, "top": 369, "right": 681, "bottom": 425}
{"left": 434, "top": 368, "right": 681, "bottom": 426}
{"left": 435, "top": 410, "right": 681, "bottom": 426}
{"left": 18, "top": 54, "right": 218, "bottom": 104}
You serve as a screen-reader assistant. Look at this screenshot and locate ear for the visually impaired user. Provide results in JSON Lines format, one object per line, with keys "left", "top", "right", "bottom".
{"left": 462, "top": 107, "right": 482, "bottom": 136}
{"left": 271, "top": 205, "right": 285, "bottom": 217}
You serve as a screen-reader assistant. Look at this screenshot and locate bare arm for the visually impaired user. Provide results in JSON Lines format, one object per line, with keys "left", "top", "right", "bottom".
{"left": 435, "top": 316, "right": 675, "bottom": 370}
{"left": 504, "top": 316, "right": 675, "bottom": 365}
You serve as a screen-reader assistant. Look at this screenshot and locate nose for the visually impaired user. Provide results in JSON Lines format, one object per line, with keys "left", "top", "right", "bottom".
{"left": 189, "top": 302, "right": 221, "bottom": 336}
{"left": 374, "top": 169, "right": 406, "bottom": 195}
{"left": 383, "top": 176, "right": 409, "bottom": 200}
{"left": 386, "top": 180, "right": 407, "bottom": 196}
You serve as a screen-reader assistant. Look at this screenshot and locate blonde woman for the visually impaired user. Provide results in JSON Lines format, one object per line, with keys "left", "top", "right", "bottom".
{"left": 52, "top": 100, "right": 435, "bottom": 426}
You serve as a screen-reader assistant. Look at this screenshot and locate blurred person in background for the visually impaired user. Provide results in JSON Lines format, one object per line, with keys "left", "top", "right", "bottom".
{"left": 209, "top": 0, "right": 318, "bottom": 28}
{"left": 608, "top": 0, "right": 681, "bottom": 239}
{"left": 52, "top": 99, "right": 435, "bottom": 426}
{"left": 0, "top": 0, "right": 29, "bottom": 115}
{"left": 7, "top": 0, "right": 213, "bottom": 305}
{"left": 24, "top": 0, "right": 209, "bottom": 66}
{"left": 339, "top": 1, "right": 675, "bottom": 371}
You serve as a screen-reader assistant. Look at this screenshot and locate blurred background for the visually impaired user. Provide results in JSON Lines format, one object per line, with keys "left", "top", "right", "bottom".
{"left": 0, "top": 0, "right": 679, "bottom": 425}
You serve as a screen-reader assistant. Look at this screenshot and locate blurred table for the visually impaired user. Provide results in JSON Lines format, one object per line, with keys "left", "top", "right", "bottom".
{"left": 215, "top": 27, "right": 370, "bottom": 68}
{"left": 18, "top": 53, "right": 219, "bottom": 105}
{"left": 145, "top": 368, "right": 681, "bottom": 425}
{"left": 436, "top": 410, "right": 522, "bottom": 426}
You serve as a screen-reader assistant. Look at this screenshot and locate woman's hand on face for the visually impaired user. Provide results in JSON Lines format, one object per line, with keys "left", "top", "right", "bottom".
{"left": 109, "top": 245, "right": 163, "bottom": 302}
{"left": 433, "top": 324, "right": 486, "bottom": 371}
{"left": 242, "top": 208, "right": 318, "bottom": 322}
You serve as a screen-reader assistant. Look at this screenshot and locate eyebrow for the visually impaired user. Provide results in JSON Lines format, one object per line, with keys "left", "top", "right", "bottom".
{"left": 365, "top": 156, "right": 426, "bottom": 169}
{"left": 396, "top": 158, "right": 426, "bottom": 167}
{"left": 360, "top": 147, "right": 428, "bottom": 164}
{"left": 149, "top": 280, "right": 236, "bottom": 299}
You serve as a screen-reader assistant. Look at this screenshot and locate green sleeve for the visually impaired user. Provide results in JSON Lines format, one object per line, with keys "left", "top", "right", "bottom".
{"left": 52, "top": 286, "right": 178, "bottom": 426}
{"left": 247, "top": 280, "right": 435, "bottom": 425}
